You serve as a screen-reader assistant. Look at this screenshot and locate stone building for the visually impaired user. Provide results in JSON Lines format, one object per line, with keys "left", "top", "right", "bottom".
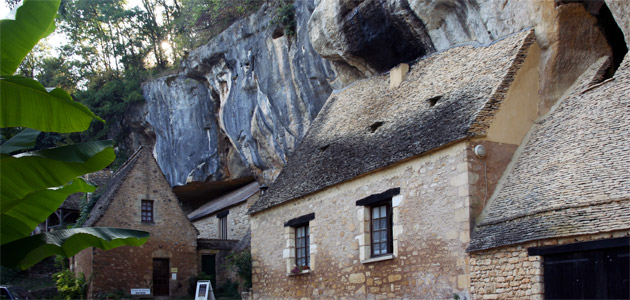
{"left": 188, "top": 181, "right": 259, "bottom": 288}
{"left": 467, "top": 56, "right": 630, "bottom": 299}
{"left": 73, "top": 148, "right": 198, "bottom": 298}
{"left": 247, "top": 30, "right": 545, "bottom": 299}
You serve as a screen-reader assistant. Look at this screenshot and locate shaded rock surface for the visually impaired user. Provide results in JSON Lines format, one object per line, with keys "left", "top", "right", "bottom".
{"left": 140, "top": 0, "right": 336, "bottom": 186}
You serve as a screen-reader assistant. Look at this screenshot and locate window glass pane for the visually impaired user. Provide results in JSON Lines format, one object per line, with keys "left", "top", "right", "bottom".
{"left": 373, "top": 207, "right": 379, "bottom": 219}
{"left": 380, "top": 219, "right": 387, "bottom": 230}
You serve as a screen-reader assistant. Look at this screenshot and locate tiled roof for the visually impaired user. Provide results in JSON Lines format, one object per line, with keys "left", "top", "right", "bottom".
{"left": 188, "top": 181, "right": 259, "bottom": 221}
{"left": 469, "top": 57, "right": 630, "bottom": 251}
{"left": 249, "top": 30, "right": 536, "bottom": 214}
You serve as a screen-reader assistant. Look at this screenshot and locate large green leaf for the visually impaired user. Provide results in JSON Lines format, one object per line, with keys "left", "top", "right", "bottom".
{"left": 1, "top": 179, "right": 95, "bottom": 245}
{"left": 0, "top": 76, "right": 103, "bottom": 132}
{"left": 1, "top": 228, "right": 149, "bottom": 270}
{"left": 0, "top": 140, "right": 114, "bottom": 207}
{"left": 0, "top": 0, "right": 60, "bottom": 76}
{"left": 0, "top": 128, "right": 40, "bottom": 154}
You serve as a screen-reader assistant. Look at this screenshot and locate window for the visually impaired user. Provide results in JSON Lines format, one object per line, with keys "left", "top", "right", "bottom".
{"left": 356, "top": 188, "right": 402, "bottom": 263}
{"left": 284, "top": 213, "right": 315, "bottom": 274}
{"left": 141, "top": 200, "right": 153, "bottom": 223}
{"left": 217, "top": 210, "right": 228, "bottom": 239}
{"left": 370, "top": 203, "right": 392, "bottom": 257}
{"left": 295, "top": 224, "right": 310, "bottom": 268}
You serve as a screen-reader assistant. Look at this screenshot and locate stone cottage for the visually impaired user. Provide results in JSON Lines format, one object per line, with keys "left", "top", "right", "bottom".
{"left": 188, "top": 181, "right": 259, "bottom": 288}
{"left": 247, "top": 30, "right": 545, "bottom": 299}
{"left": 73, "top": 148, "right": 198, "bottom": 298}
{"left": 467, "top": 55, "right": 630, "bottom": 299}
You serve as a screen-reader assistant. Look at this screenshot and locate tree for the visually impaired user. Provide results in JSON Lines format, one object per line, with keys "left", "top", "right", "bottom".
{"left": 0, "top": 0, "right": 149, "bottom": 270}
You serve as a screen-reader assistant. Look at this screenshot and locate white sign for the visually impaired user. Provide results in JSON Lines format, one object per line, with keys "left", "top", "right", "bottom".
{"left": 130, "top": 289, "right": 151, "bottom": 295}
{"left": 195, "top": 280, "right": 215, "bottom": 300}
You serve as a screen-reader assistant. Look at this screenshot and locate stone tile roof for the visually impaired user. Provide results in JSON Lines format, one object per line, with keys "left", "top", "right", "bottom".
{"left": 468, "top": 57, "right": 630, "bottom": 252}
{"left": 249, "top": 30, "right": 536, "bottom": 214}
{"left": 188, "top": 181, "right": 259, "bottom": 221}
{"left": 83, "top": 148, "right": 144, "bottom": 227}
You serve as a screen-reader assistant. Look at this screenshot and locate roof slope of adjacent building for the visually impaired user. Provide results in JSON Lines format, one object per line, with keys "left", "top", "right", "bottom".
{"left": 249, "top": 30, "right": 536, "bottom": 214}
{"left": 83, "top": 148, "right": 144, "bottom": 227}
{"left": 188, "top": 181, "right": 259, "bottom": 221}
{"left": 468, "top": 57, "right": 630, "bottom": 252}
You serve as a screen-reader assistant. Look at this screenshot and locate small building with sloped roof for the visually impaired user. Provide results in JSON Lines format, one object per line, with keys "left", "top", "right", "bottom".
{"left": 248, "top": 30, "right": 545, "bottom": 299}
{"left": 72, "top": 148, "right": 198, "bottom": 299}
{"left": 188, "top": 181, "right": 259, "bottom": 289}
{"left": 467, "top": 56, "right": 630, "bottom": 299}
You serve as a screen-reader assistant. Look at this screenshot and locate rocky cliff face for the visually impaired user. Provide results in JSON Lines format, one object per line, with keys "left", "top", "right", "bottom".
{"left": 136, "top": 0, "right": 627, "bottom": 189}
{"left": 140, "top": 0, "right": 336, "bottom": 187}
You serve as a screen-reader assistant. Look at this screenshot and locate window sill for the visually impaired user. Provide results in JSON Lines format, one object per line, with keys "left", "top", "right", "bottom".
{"left": 287, "top": 269, "right": 311, "bottom": 276}
{"left": 361, "top": 254, "right": 394, "bottom": 264}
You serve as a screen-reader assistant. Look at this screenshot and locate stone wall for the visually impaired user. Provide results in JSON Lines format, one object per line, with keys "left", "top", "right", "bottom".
{"left": 74, "top": 151, "right": 198, "bottom": 298}
{"left": 251, "top": 142, "right": 475, "bottom": 299}
{"left": 193, "top": 193, "right": 258, "bottom": 240}
{"left": 469, "top": 229, "right": 630, "bottom": 299}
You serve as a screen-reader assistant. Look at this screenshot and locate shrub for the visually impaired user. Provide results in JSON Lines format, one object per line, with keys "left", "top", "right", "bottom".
{"left": 53, "top": 269, "right": 86, "bottom": 300}
{"left": 271, "top": 2, "right": 296, "bottom": 37}
{"left": 224, "top": 250, "right": 252, "bottom": 289}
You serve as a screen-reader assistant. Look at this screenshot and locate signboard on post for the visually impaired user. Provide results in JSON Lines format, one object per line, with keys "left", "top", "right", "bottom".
{"left": 195, "top": 280, "right": 215, "bottom": 300}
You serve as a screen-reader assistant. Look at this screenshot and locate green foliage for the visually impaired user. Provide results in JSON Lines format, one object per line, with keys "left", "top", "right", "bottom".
{"left": 271, "top": 2, "right": 296, "bottom": 37}
{"left": 0, "top": 0, "right": 59, "bottom": 75}
{"left": 214, "top": 279, "right": 240, "bottom": 298}
{"left": 0, "top": 0, "right": 149, "bottom": 270}
{"left": 225, "top": 250, "right": 252, "bottom": 289}
{"left": 53, "top": 269, "right": 86, "bottom": 300}
{"left": 73, "top": 191, "right": 102, "bottom": 228}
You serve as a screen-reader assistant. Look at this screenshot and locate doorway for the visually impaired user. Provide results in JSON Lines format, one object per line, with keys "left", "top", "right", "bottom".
{"left": 153, "top": 258, "right": 169, "bottom": 296}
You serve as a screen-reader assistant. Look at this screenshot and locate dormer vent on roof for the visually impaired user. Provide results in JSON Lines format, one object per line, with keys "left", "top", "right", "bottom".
{"left": 426, "top": 95, "right": 442, "bottom": 107}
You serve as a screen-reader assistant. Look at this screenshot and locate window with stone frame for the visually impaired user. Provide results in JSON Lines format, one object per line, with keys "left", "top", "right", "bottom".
{"left": 141, "top": 200, "right": 154, "bottom": 223}
{"left": 284, "top": 213, "right": 315, "bottom": 275}
{"left": 356, "top": 188, "right": 403, "bottom": 263}
{"left": 217, "top": 210, "right": 228, "bottom": 239}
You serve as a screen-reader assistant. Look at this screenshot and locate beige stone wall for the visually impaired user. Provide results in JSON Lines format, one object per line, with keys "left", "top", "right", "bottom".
{"left": 77, "top": 151, "right": 198, "bottom": 298}
{"left": 251, "top": 142, "right": 476, "bottom": 299}
{"left": 192, "top": 192, "right": 258, "bottom": 240}
{"left": 470, "top": 230, "right": 630, "bottom": 300}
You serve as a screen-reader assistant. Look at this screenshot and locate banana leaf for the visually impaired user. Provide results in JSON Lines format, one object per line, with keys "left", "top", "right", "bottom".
{"left": 0, "top": 0, "right": 59, "bottom": 76}
{"left": 1, "top": 228, "right": 150, "bottom": 270}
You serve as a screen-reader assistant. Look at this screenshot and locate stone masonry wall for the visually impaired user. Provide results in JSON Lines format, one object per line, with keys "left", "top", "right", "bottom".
{"left": 251, "top": 142, "right": 476, "bottom": 299}
{"left": 192, "top": 193, "right": 258, "bottom": 240}
{"left": 79, "top": 151, "right": 198, "bottom": 298}
{"left": 470, "top": 229, "right": 630, "bottom": 299}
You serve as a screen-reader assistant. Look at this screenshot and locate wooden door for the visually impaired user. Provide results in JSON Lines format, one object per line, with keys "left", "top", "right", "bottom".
{"left": 543, "top": 246, "right": 629, "bottom": 299}
{"left": 153, "top": 258, "right": 169, "bottom": 296}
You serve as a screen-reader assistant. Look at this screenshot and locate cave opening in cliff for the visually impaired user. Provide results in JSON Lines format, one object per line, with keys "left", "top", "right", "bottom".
{"left": 557, "top": 0, "right": 628, "bottom": 77}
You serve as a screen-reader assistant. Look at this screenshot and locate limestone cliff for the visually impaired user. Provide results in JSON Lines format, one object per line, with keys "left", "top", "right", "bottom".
{"left": 140, "top": 0, "right": 336, "bottom": 187}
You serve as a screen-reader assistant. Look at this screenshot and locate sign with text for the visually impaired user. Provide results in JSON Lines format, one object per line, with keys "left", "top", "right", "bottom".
{"left": 130, "top": 289, "right": 151, "bottom": 295}
{"left": 195, "top": 280, "right": 215, "bottom": 300}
